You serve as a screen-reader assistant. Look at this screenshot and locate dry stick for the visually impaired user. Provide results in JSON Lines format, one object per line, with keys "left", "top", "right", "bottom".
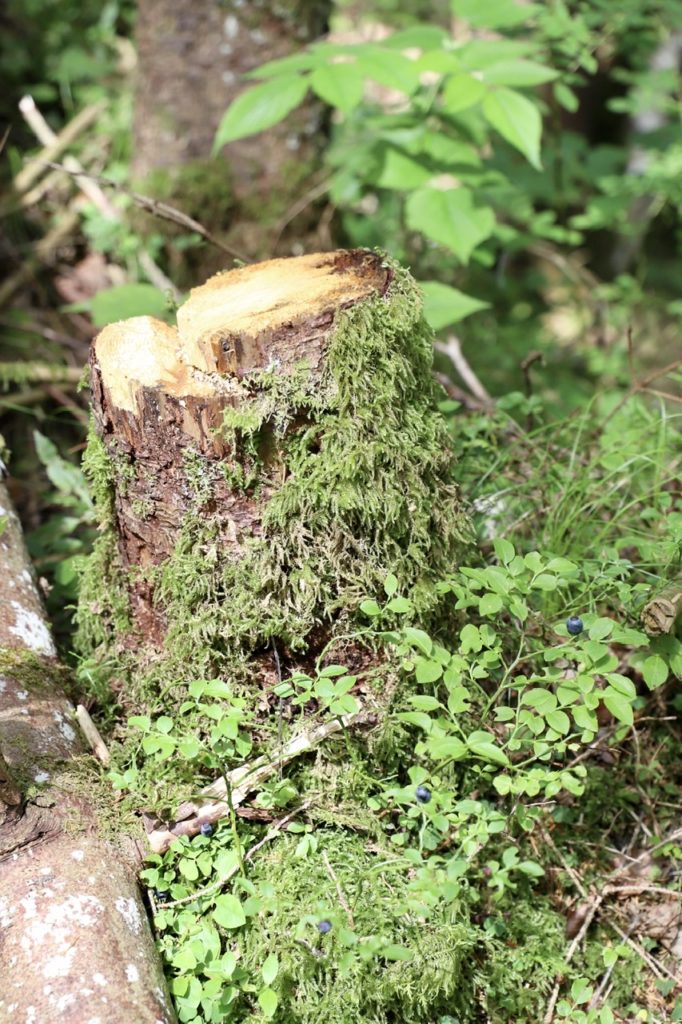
{"left": 437, "top": 334, "right": 492, "bottom": 404}
{"left": 44, "top": 162, "right": 250, "bottom": 266}
{"left": 641, "top": 577, "right": 682, "bottom": 636}
{"left": 322, "top": 849, "right": 355, "bottom": 927}
{"left": 147, "top": 709, "right": 370, "bottom": 853}
{"left": 0, "top": 210, "right": 79, "bottom": 309}
{"left": 159, "top": 800, "right": 312, "bottom": 910}
{"left": 19, "top": 95, "right": 180, "bottom": 302}
{"left": 604, "top": 354, "right": 682, "bottom": 423}
{"left": 14, "top": 100, "right": 104, "bottom": 195}
{"left": 75, "top": 704, "right": 110, "bottom": 765}
{"left": 608, "top": 921, "right": 682, "bottom": 986}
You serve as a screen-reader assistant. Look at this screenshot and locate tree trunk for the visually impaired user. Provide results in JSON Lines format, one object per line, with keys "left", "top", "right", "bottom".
{"left": 80, "top": 248, "right": 469, "bottom": 713}
{"left": 0, "top": 479, "right": 175, "bottom": 1024}
{"left": 132, "top": 0, "right": 331, "bottom": 258}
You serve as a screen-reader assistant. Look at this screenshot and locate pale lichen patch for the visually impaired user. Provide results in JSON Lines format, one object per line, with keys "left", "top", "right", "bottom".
{"left": 126, "top": 963, "right": 140, "bottom": 983}
{"left": 114, "top": 896, "right": 142, "bottom": 934}
{"left": 8, "top": 602, "right": 56, "bottom": 656}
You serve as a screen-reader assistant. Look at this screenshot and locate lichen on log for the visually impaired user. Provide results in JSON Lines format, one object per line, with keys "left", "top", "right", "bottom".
{"left": 0, "top": 479, "right": 175, "bottom": 1024}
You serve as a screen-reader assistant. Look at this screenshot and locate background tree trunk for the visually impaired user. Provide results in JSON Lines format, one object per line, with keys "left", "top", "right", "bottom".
{"left": 0, "top": 478, "right": 175, "bottom": 1024}
{"left": 132, "top": 0, "right": 331, "bottom": 260}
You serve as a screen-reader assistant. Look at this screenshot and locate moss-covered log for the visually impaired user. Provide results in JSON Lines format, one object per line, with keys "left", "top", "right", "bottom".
{"left": 81, "top": 249, "right": 469, "bottom": 690}
{"left": 0, "top": 479, "right": 175, "bottom": 1024}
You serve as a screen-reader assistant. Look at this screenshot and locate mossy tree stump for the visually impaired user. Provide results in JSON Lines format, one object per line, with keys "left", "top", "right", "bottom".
{"left": 82, "top": 249, "right": 469, "bottom": 704}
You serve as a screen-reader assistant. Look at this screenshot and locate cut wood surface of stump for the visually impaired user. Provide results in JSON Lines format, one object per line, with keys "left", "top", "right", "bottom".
{"left": 80, "top": 247, "right": 469, "bottom": 744}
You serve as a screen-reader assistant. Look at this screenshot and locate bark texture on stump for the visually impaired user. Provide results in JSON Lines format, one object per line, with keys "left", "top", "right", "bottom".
{"left": 0, "top": 480, "right": 175, "bottom": 1024}
{"left": 81, "top": 248, "right": 468, "bottom": 691}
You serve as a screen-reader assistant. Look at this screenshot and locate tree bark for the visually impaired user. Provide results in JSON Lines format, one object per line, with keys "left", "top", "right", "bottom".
{"left": 133, "top": 0, "right": 330, "bottom": 199}
{"left": 0, "top": 479, "right": 175, "bottom": 1024}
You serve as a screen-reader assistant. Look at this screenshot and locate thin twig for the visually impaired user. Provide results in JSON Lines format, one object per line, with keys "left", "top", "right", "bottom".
{"left": 322, "top": 849, "right": 355, "bottom": 927}
{"left": 437, "top": 334, "right": 492, "bottom": 403}
{"left": 43, "top": 162, "right": 250, "bottom": 265}
{"left": 159, "top": 800, "right": 312, "bottom": 910}
{"left": 75, "top": 704, "right": 110, "bottom": 765}
{"left": 13, "top": 101, "right": 104, "bottom": 196}
{"left": 19, "top": 95, "right": 181, "bottom": 302}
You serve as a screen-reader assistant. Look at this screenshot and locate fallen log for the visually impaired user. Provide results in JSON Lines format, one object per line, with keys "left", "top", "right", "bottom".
{"left": 0, "top": 477, "right": 175, "bottom": 1024}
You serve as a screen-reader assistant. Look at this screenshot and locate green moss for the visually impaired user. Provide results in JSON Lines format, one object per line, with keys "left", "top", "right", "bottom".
{"left": 77, "top": 256, "right": 471, "bottom": 702}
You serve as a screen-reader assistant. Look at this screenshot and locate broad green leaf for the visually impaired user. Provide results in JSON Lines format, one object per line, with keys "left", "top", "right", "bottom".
{"left": 403, "top": 627, "right": 433, "bottom": 656}
{"left": 214, "top": 76, "right": 308, "bottom": 148}
{"left": 406, "top": 186, "right": 495, "bottom": 262}
{"left": 453, "top": 0, "right": 539, "bottom": 28}
{"left": 377, "top": 148, "right": 432, "bottom": 190}
{"left": 387, "top": 596, "right": 413, "bottom": 613}
{"left": 213, "top": 894, "right": 246, "bottom": 929}
{"left": 409, "top": 695, "right": 441, "bottom": 711}
{"left": 383, "top": 26, "right": 449, "bottom": 50}
{"left": 90, "top": 284, "right": 168, "bottom": 327}
{"left": 420, "top": 281, "right": 489, "bottom": 330}
{"left": 179, "top": 858, "right": 199, "bottom": 881}
{"left": 247, "top": 53, "right": 320, "bottom": 79}
{"left": 311, "top": 62, "right": 363, "bottom": 113}
{"left": 427, "top": 735, "right": 468, "bottom": 760}
{"left": 360, "top": 599, "right": 382, "bottom": 617}
{"left": 603, "top": 689, "right": 634, "bottom": 727}
{"left": 383, "top": 573, "right": 399, "bottom": 597}
{"left": 480, "top": 60, "right": 558, "bottom": 87}
{"left": 258, "top": 987, "right": 279, "bottom": 1018}
{"left": 545, "top": 709, "right": 570, "bottom": 735}
{"left": 482, "top": 87, "right": 542, "bottom": 168}
{"left": 467, "top": 731, "right": 509, "bottom": 766}
{"left": 494, "top": 538, "right": 516, "bottom": 565}
{"left": 357, "top": 48, "right": 421, "bottom": 94}
{"left": 397, "top": 711, "right": 433, "bottom": 732}
{"left": 589, "top": 618, "right": 614, "bottom": 641}
{"left": 479, "top": 593, "right": 503, "bottom": 617}
{"left": 262, "top": 954, "right": 279, "bottom": 986}
{"left": 642, "top": 654, "right": 669, "bottom": 690}
{"left": 415, "top": 657, "right": 443, "bottom": 684}
{"left": 441, "top": 73, "right": 486, "bottom": 114}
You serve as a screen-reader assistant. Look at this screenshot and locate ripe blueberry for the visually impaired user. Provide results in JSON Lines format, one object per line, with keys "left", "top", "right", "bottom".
{"left": 566, "top": 615, "right": 584, "bottom": 636}
{"left": 415, "top": 785, "right": 432, "bottom": 804}
{"left": 200, "top": 822, "right": 214, "bottom": 837}
{"left": 318, "top": 920, "right": 332, "bottom": 935}
{"left": 155, "top": 890, "right": 169, "bottom": 903}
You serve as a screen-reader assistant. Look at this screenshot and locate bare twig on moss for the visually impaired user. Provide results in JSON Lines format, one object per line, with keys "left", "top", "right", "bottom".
{"left": 147, "top": 710, "right": 372, "bottom": 853}
{"left": 322, "top": 849, "right": 355, "bottom": 927}
{"left": 75, "top": 704, "right": 110, "bottom": 765}
{"left": 158, "top": 800, "right": 312, "bottom": 910}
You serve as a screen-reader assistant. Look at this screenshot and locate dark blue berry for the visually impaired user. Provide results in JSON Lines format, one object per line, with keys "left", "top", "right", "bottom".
{"left": 566, "top": 616, "right": 584, "bottom": 636}
{"left": 415, "top": 785, "right": 432, "bottom": 804}
{"left": 318, "top": 920, "right": 332, "bottom": 935}
{"left": 200, "top": 822, "right": 214, "bottom": 837}
{"left": 155, "top": 890, "right": 169, "bottom": 903}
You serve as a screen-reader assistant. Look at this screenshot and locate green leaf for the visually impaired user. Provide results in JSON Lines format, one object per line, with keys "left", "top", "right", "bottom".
{"left": 453, "top": 0, "right": 539, "bottom": 28}
{"left": 409, "top": 695, "right": 441, "bottom": 711}
{"left": 479, "top": 593, "right": 503, "bottom": 617}
{"left": 642, "top": 654, "right": 669, "bottom": 690}
{"left": 603, "top": 689, "right": 634, "bottom": 727}
{"left": 467, "top": 731, "right": 509, "bottom": 766}
{"left": 357, "top": 48, "right": 421, "bottom": 94}
{"left": 214, "top": 75, "right": 308, "bottom": 148}
{"left": 415, "top": 657, "right": 443, "bottom": 684}
{"left": 262, "top": 954, "right": 279, "bottom": 986}
{"left": 545, "top": 709, "right": 570, "bottom": 735}
{"left": 213, "top": 894, "right": 246, "bottom": 929}
{"left": 589, "top": 618, "right": 614, "bottom": 641}
{"left": 406, "top": 186, "right": 495, "bottom": 263}
{"left": 258, "top": 987, "right": 279, "bottom": 1018}
{"left": 482, "top": 87, "right": 542, "bottom": 168}
{"left": 427, "top": 735, "right": 468, "bottom": 760}
{"left": 377, "top": 147, "right": 432, "bottom": 190}
{"left": 403, "top": 627, "right": 433, "bottom": 656}
{"left": 494, "top": 538, "right": 515, "bottom": 565}
{"left": 381, "top": 944, "right": 413, "bottom": 961}
{"left": 441, "top": 73, "right": 486, "bottom": 113}
{"left": 480, "top": 60, "right": 558, "bottom": 87}
{"left": 89, "top": 284, "right": 168, "bottom": 327}
{"left": 386, "top": 596, "right": 413, "bottom": 614}
{"left": 360, "top": 599, "right": 382, "bottom": 617}
{"left": 420, "top": 281, "right": 489, "bottom": 330}
{"left": 383, "top": 573, "right": 398, "bottom": 597}
{"left": 311, "top": 62, "right": 363, "bottom": 113}
{"left": 397, "top": 711, "right": 433, "bottom": 733}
